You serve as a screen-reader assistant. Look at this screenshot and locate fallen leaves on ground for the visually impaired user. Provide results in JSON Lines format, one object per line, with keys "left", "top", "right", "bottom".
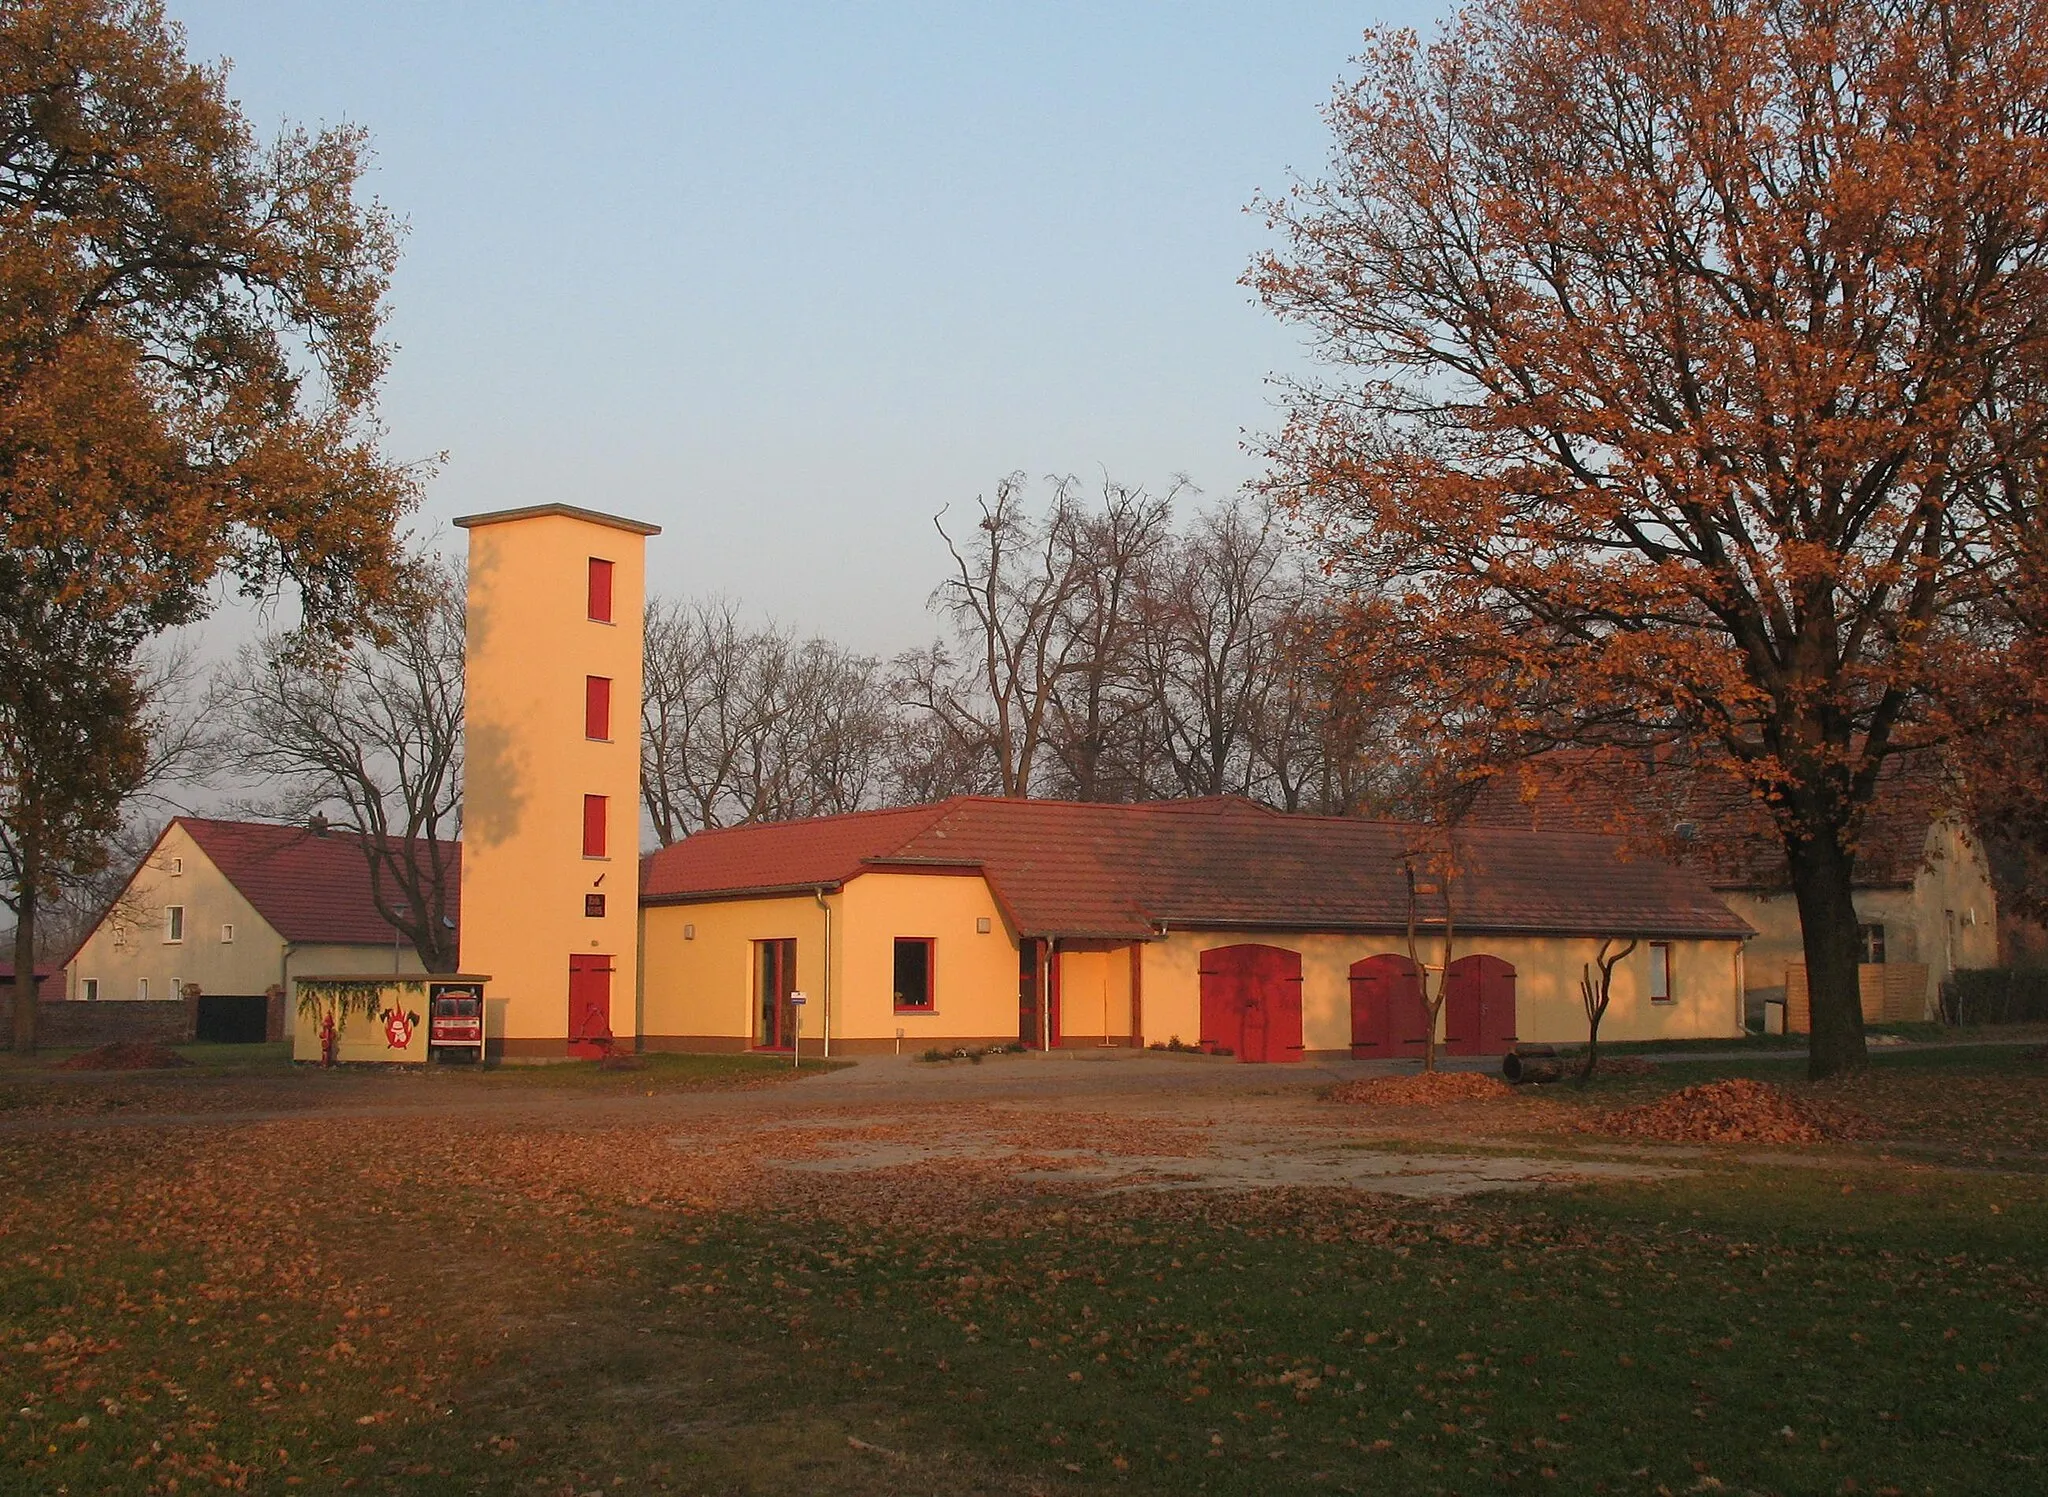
{"left": 1585, "top": 1078, "right": 1883, "bottom": 1145}
{"left": 1327, "top": 1072, "right": 1511, "bottom": 1105}
{"left": 51, "top": 1041, "right": 191, "bottom": 1071}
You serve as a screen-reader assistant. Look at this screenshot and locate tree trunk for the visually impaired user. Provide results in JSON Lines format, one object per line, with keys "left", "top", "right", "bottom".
{"left": 11, "top": 869, "right": 37, "bottom": 1055}
{"left": 1786, "top": 824, "right": 1867, "bottom": 1079}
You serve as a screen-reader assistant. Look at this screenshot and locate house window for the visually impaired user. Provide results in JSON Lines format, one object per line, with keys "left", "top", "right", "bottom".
{"left": 1649, "top": 942, "right": 1673, "bottom": 1003}
{"left": 1858, "top": 922, "right": 1887, "bottom": 964}
{"left": 138, "top": 978, "right": 149, "bottom": 1001}
{"left": 582, "top": 794, "right": 607, "bottom": 858}
{"left": 893, "top": 938, "right": 935, "bottom": 1012}
{"left": 585, "top": 893, "right": 606, "bottom": 918}
{"left": 169, "top": 856, "right": 183, "bottom": 876}
{"left": 587, "top": 558, "right": 614, "bottom": 623}
{"left": 585, "top": 675, "right": 612, "bottom": 740}
{"left": 81, "top": 979, "right": 98, "bottom": 1002}
{"left": 165, "top": 906, "right": 185, "bottom": 943}
{"left": 220, "top": 923, "right": 235, "bottom": 944}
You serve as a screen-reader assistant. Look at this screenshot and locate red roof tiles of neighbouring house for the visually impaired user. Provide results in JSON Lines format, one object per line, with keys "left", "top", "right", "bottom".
{"left": 639, "top": 795, "right": 1751, "bottom": 941}
{"left": 1464, "top": 751, "right": 1952, "bottom": 890}
{"left": 175, "top": 818, "right": 460, "bottom": 946}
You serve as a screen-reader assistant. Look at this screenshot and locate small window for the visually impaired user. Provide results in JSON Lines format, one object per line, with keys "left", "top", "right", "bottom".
{"left": 587, "top": 557, "right": 614, "bottom": 623}
{"left": 585, "top": 675, "right": 612, "bottom": 740}
{"left": 585, "top": 893, "right": 606, "bottom": 918}
{"left": 1858, "top": 922, "right": 1886, "bottom": 965}
{"left": 582, "top": 794, "right": 607, "bottom": 858}
{"left": 1649, "top": 942, "right": 1673, "bottom": 1003}
{"left": 165, "top": 905, "right": 185, "bottom": 943}
{"left": 138, "top": 978, "right": 150, "bottom": 1001}
{"left": 81, "top": 979, "right": 98, "bottom": 1002}
{"left": 893, "top": 938, "right": 935, "bottom": 1012}
{"left": 169, "top": 856, "right": 183, "bottom": 876}
{"left": 220, "top": 922, "right": 235, "bottom": 944}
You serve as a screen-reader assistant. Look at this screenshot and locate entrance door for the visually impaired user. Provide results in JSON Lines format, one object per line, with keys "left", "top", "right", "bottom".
{"left": 1443, "top": 954, "right": 1518, "bottom": 1056}
{"left": 755, "top": 938, "right": 797, "bottom": 1050}
{"left": 1018, "top": 939, "right": 1041, "bottom": 1047}
{"left": 1198, "top": 944, "right": 1305, "bottom": 1063}
{"left": 567, "top": 954, "right": 614, "bottom": 1058}
{"left": 1348, "top": 954, "right": 1429, "bottom": 1058}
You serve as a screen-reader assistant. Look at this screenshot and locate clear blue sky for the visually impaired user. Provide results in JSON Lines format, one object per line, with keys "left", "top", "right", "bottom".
{"left": 173, "top": 2, "right": 1435, "bottom": 654}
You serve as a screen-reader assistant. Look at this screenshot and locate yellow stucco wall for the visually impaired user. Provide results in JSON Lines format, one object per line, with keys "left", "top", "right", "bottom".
{"left": 290, "top": 978, "right": 430, "bottom": 1064}
{"left": 1139, "top": 929, "right": 1745, "bottom": 1053}
{"left": 639, "top": 871, "right": 1021, "bottom": 1051}
{"left": 458, "top": 508, "right": 651, "bottom": 1055}
{"left": 62, "top": 823, "right": 425, "bottom": 1037}
{"left": 1056, "top": 942, "right": 1135, "bottom": 1045}
{"left": 1724, "top": 816, "right": 2000, "bottom": 1015}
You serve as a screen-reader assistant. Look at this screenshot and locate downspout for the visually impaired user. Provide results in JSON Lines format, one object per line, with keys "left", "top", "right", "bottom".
{"left": 634, "top": 901, "right": 647, "bottom": 1054}
{"left": 280, "top": 942, "right": 297, "bottom": 1039}
{"left": 1042, "top": 935, "right": 1055, "bottom": 1053}
{"left": 813, "top": 886, "right": 832, "bottom": 1059}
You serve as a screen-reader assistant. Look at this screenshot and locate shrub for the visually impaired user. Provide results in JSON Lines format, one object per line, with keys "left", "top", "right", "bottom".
{"left": 1939, "top": 968, "right": 2048, "bottom": 1026}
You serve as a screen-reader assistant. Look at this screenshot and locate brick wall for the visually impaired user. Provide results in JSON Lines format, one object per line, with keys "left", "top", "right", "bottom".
{"left": 8, "top": 999, "right": 195, "bottom": 1050}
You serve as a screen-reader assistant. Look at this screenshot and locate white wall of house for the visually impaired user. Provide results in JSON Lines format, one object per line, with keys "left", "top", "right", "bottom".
{"left": 62, "top": 823, "right": 427, "bottom": 1037}
{"left": 1725, "top": 815, "right": 2000, "bottom": 1013}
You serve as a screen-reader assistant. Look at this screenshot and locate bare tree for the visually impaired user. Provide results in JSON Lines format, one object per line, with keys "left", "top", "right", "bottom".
{"left": 210, "top": 559, "right": 464, "bottom": 970}
{"left": 1576, "top": 938, "right": 1639, "bottom": 1087}
{"left": 641, "top": 597, "right": 893, "bottom": 840}
{"left": 1044, "top": 478, "right": 1181, "bottom": 801}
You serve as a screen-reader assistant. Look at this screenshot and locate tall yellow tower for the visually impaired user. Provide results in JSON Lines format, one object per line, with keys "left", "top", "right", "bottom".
{"left": 454, "top": 503, "right": 659, "bottom": 1058}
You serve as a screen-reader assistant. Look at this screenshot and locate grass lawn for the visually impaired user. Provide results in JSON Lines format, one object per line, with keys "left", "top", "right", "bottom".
{"left": 1, "top": 1049, "right": 2044, "bottom": 1493}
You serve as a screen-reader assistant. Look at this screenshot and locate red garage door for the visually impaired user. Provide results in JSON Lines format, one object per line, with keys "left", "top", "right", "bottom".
{"left": 1348, "top": 954, "right": 1430, "bottom": 1059}
{"left": 1198, "top": 944, "right": 1305, "bottom": 1063}
{"left": 1443, "top": 954, "right": 1517, "bottom": 1056}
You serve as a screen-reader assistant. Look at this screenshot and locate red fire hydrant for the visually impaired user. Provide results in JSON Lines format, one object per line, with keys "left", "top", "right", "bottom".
{"left": 319, "top": 1012, "right": 338, "bottom": 1068}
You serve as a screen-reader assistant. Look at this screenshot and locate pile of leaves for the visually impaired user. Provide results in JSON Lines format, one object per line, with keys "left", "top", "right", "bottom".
{"left": 1327, "top": 1071, "right": 1510, "bottom": 1105}
{"left": 1585, "top": 1078, "right": 1882, "bottom": 1145}
{"left": 52, "top": 1041, "right": 192, "bottom": 1071}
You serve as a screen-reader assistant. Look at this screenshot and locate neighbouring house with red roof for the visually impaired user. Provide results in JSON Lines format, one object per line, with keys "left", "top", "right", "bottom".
{"left": 1467, "top": 754, "right": 2001, "bottom": 1024}
{"left": 637, "top": 795, "right": 1753, "bottom": 1059}
{"left": 61, "top": 818, "right": 460, "bottom": 1042}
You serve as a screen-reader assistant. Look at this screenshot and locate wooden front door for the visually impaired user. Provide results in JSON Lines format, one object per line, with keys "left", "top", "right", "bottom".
{"left": 1443, "top": 954, "right": 1518, "bottom": 1056}
{"left": 755, "top": 938, "right": 797, "bottom": 1050}
{"left": 1348, "top": 954, "right": 1429, "bottom": 1059}
{"left": 1198, "top": 944, "right": 1305, "bottom": 1063}
{"left": 1018, "top": 939, "right": 1042, "bottom": 1048}
{"left": 567, "top": 954, "right": 613, "bottom": 1058}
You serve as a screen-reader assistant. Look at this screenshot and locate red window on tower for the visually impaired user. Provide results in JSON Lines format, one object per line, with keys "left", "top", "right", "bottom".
{"left": 585, "top": 675, "right": 611, "bottom": 740}
{"left": 582, "top": 794, "right": 607, "bottom": 857}
{"left": 587, "top": 558, "right": 614, "bottom": 622}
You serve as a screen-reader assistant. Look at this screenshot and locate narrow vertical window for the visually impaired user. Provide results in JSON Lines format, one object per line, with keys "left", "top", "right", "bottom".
{"left": 165, "top": 906, "right": 184, "bottom": 942}
{"left": 582, "top": 794, "right": 607, "bottom": 857}
{"left": 587, "top": 557, "right": 614, "bottom": 622}
{"left": 1857, "top": 922, "right": 1886, "bottom": 964}
{"left": 1649, "top": 942, "right": 1673, "bottom": 1003}
{"left": 138, "top": 978, "right": 149, "bottom": 1001}
{"left": 82, "top": 979, "right": 98, "bottom": 1002}
{"left": 585, "top": 675, "right": 612, "bottom": 740}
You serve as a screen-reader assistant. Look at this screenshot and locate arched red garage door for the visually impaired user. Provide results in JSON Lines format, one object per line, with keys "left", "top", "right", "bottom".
{"left": 1348, "top": 953, "right": 1430, "bottom": 1059}
{"left": 1198, "top": 944, "right": 1304, "bottom": 1063}
{"left": 1443, "top": 954, "right": 1517, "bottom": 1056}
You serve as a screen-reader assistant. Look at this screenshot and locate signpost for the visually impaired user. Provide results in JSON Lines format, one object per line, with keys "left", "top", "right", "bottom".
{"left": 788, "top": 991, "right": 807, "bottom": 1069}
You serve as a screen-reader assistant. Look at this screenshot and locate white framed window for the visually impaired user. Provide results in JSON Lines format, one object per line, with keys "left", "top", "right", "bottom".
{"left": 164, "top": 906, "right": 184, "bottom": 943}
{"left": 1649, "top": 942, "right": 1673, "bottom": 1003}
{"left": 1858, "top": 922, "right": 1886, "bottom": 964}
{"left": 137, "top": 978, "right": 150, "bottom": 1001}
{"left": 169, "top": 856, "right": 183, "bottom": 876}
{"left": 81, "top": 979, "right": 99, "bottom": 1002}
{"left": 220, "top": 923, "right": 235, "bottom": 944}
{"left": 171, "top": 975, "right": 183, "bottom": 1000}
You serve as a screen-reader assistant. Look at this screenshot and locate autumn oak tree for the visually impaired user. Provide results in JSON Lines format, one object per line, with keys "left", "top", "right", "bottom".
{"left": 1254, "top": 0, "right": 2048, "bottom": 1077}
{"left": 1, "top": 0, "right": 419, "bottom": 1047}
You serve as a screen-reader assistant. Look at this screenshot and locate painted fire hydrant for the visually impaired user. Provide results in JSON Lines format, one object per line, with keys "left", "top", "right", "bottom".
{"left": 319, "top": 1012, "right": 338, "bottom": 1068}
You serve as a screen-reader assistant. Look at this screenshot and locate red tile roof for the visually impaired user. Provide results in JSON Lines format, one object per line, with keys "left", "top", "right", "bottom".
{"left": 176, "top": 818, "right": 460, "bottom": 946}
{"left": 640, "top": 796, "right": 1750, "bottom": 940}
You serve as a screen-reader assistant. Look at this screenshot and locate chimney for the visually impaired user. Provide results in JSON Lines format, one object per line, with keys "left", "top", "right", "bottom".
{"left": 309, "top": 812, "right": 329, "bottom": 838}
